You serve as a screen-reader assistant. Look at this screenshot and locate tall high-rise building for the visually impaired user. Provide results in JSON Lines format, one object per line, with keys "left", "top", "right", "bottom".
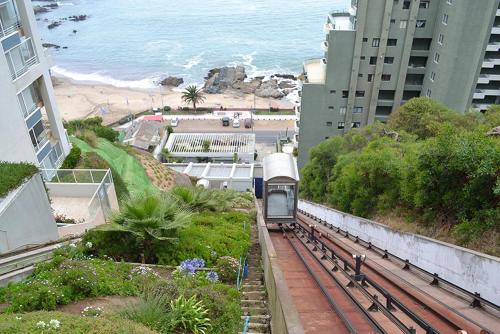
{"left": 297, "top": 0, "right": 500, "bottom": 168}
{"left": 0, "top": 0, "right": 70, "bottom": 169}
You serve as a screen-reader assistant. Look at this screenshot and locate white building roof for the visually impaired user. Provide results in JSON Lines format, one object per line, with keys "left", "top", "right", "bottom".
{"left": 165, "top": 162, "right": 254, "bottom": 180}
{"left": 263, "top": 153, "right": 299, "bottom": 182}
{"left": 165, "top": 133, "right": 255, "bottom": 157}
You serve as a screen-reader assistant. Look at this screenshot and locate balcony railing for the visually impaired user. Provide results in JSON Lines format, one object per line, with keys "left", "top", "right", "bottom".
{"left": 0, "top": 0, "right": 21, "bottom": 39}
{"left": 33, "top": 129, "right": 49, "bottom": 153}
{"left": 0, "top": 19, "right": 20, "bottom": 39}
{"left": 4, "top": 37, "right": 38, "bottom": 80}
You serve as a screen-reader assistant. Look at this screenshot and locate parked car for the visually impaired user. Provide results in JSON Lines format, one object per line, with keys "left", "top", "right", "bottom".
{"left": 170, "top": 117, "right": 179, "bottom": 127}
{"left": 233, "top": 118, "right": 240, "bottom": 128}
{"left": 244, "top": 118, "right": 252, "bottom": 128}
{"left": 222, "top": 116, "right": 230, "bottom": 126}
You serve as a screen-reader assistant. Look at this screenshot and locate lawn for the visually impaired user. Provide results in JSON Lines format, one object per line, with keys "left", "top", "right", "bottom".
{"left": 70, "top": 137, "right": 155, "bottom": 194}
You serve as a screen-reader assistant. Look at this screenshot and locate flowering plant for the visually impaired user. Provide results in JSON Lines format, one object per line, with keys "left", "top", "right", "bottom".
{"left": 178, "top": 258, "right": 205, "bottom": 276}
{"left": 82, "top": 305, "right": 103, "bottom": 317}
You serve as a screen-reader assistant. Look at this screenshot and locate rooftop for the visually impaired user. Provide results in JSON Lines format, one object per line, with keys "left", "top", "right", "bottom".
{"left": 166, "top": 162, "right": 254, "bottom": 180}
{"left": 165, "top": 133, "right": 256, "bottom": 156}
{"left": 303, "top": 58, "right": 326, "bottom": 84}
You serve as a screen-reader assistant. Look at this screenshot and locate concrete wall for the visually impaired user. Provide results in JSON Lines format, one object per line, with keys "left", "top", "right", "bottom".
{"left": 256, "top": 202, "right": 304, "bottom": 334}
{"left": 0, "top": 174, "right": 58, "bottom": 253}
{"left": 298, "top": 200, "right": 500, "bottom": 304}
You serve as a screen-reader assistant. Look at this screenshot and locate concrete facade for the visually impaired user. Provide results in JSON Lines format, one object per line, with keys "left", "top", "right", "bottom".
{"left": 298, "top": 200, "right": 500, "bottom": 305}
{"left": 298, "top": 0, "right": 500, "bottom": 168}
{"left": 0, "top": 0, "right": 70, "bottom": 169}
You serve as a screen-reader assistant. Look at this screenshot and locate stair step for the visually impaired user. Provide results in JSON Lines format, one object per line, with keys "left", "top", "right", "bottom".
{"left": 241, "top": 315, "right": 270, "bottom": 324}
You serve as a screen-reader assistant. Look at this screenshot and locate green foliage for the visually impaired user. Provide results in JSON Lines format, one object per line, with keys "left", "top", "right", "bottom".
{"left": 65, "top": 116, "right": 119, "bottom": 143}
{"left": 94, "top": 126, "right": 119, "bottom": 142}
{"left": 61, "top": 146, "right": 82, "bottom": 169}
{"left": 300, "top": 99, "right": 500, "bottom": 253}
{"left": 157, "top": 212, "right": 251, "bottom": 266}
{"left": 215, "top": 256, "right": 240, "bottom": 283}
{"left": 0, "top": 162, "right": 38, "bottom": 198}
{"left": 171, "top": 186, "right": 253, "bottom": 212}
{"left": 167, "top": 295, "right": 210, "bottom": 334}
{"left": 121, "top": 289, "right": 171, "bottom": 332}
{"left": 77, "top": 129, "right": 98, "bottom": 147}
{"left": 0, "top": 311, "right": 158, "bottom": 334}
{"left": 0, "top": 244, "right": 157, "bottom": 313}
{"left": 99, "top": 192, "right": 191, "bottom": 263}
{"left": 181, "top": 85, "right": 206, "bottom": 112}
{"left": 163, "top": 106, "right": 171, "bottom": 112}
{"left": 202, "top": 140, "right": 210, "bottom": 152}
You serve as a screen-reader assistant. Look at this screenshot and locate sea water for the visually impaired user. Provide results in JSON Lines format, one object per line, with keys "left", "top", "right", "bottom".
{"left": 34, "top": 0, "right": 349, "bottom": 88}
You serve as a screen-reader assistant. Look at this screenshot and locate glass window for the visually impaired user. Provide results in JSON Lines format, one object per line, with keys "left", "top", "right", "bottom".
{"left": 400, "top": 20, "right": 408, "bottom": 29}
{"left": 267, "top": 184, "right": 295, "bottom": 218}
{"left": 372, "top": 38, "right": 380, "bottom": 47}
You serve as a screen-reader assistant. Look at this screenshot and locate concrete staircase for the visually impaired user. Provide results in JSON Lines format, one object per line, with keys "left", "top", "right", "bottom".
{"left": 240, "top": 224, "right": 271, "bottom": 334}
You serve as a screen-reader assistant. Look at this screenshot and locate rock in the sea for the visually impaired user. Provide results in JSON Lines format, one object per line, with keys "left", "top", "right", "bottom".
{"left": 68, "top": 15, "right": 88, "bottom": 22}
{"left": 44, "top": 3, "right": 59, "bottom": 9}
{"left": 42, "top": 43, "right": 60, "bottom": 49}
{"left": 33, "top": 5, "right": 49, "bottom": 14}
{"left": 47, "top": 21, "right": 61, "bottom": 29}
{"left": 278, "top": 80, "right": 296, "bottom": 89}
{"left": 232, "top": 77, "right": 263, "bottom": 94}
{"left": 160, "top": 76, "right": 184, "bottom": 87}
{"left": 203, "top": 65, "right": 247, "bottom": 93}
{"left": 255, "top": 79, "right": 284, "bottom": 99}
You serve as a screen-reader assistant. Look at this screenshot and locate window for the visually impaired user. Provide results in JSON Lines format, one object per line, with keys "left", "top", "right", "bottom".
{"left": 353, "top": 107, "right": 363, "bottom": 113}
{"left": 442, "top": 14, "right": 448, "bottom": 25}
{"left": 390, "top": 19, "right": 396, "bottom": 23}
{"left": 419, "top": 1, "right": 430, "bottom": 8}
{"left": 358, "top": 73, "right": 364, "bottom": 77}
{"left": 384, "top": 57, "right": 394, "bottom": 64}
{"left": 360, "top": 56, "right": 366, "bottom": 60}
{"left": 400, "top": 20, "right": 408, "bottom": 29}
{"left": 355, "top": 90, "right": 365, "bottom": 97}
{"left": 326, "top": 121, "right": 333, "bottom": 126}
{"left": 352, "top": 122, "right": 361, "bottom": 128}
{"left": 416, "top": 20, "right": 426, "bottom": 28}
{"left": 369, "top": 57, "right": 377, "bottom": 65}
{"left": 363, "top": 38, "right": 368, "bottom": 42}
{"left": 403, "top": 0, "right": 411, "bottom": 9}
{"left": 426, "top": 89, "right": 432, "bottom": 97}
{"left": 372, "top": 38, "right": 380, "bottom": 47}
{"left": 387, "top": 39, "right": 397, "bottom": 46}
{"left": 434, "top": 52, "right": 440, "bottom": 63}
{"left": 430, "top": 71, "right": 436, "bottom": 81}
{"left": 329, "top": 90, "right": 336, "bottom": 94}
{"left": 328, "top": 106, "right": 334, "bottom": 110}
{"left": 325, "top": 137, "right": 329, "bottom": 139}
{"left": 338, "top": 122, "right": 345, "bottom": 129}
{"left": 381, "top": 74, "right": 392, "bottom": 81}
{"left": 438, "top": 33, "right": 444, "bottom": 45}
{"left": 447, "top": 0, "right": 453, "bottom": 4}
{"left": 342, "top": 90, "right": 349, "bottom": 98}
{"left": 368, "top": 74, "right": 374, "bottom": 82}
{"left": 339, "top": 107, "right": 347, "bottom": 115}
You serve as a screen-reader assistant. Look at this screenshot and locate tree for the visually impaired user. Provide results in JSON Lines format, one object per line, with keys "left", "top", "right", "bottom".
{"left": 99, "top": 192, "right": 190, "bottom": 263}
{"left": 160, "top": 148, "right": 171, "bottom": 162}
{"left": 181, "top": 85, "right": 206, "bottom": 113}
{"left": 202, "top": 140, "right": 210, "bottom": 152}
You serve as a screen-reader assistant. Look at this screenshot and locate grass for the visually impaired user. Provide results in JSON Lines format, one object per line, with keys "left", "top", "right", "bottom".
{"left": 0, "top": 162, "right": 38, "bottom": 198}
{"left": 0, "top": 311, "right": 158, "bottom": 334}
{"left": 70, "top": 137, "right": 156, "bottom": 194}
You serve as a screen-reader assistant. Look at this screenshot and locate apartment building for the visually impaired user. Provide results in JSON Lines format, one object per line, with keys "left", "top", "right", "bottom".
{"left": 0, "top": 0, "right": 70, "bottom": 170}
{"left": 298, "top": 0, "right": 500, "bottom": 168}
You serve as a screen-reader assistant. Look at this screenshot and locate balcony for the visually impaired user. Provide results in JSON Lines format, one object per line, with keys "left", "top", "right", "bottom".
{"left": 4, "top": 37, "right": 38, "bottom": 80}
{"left": 473, "top": 89, "right": 500, "bottom": 99}
{"left": 492, "top": 26, "right": 500, "bottom": 34}
{"left": 302, "top": 58, "right": 326, "bottom": 84}
{"left": 477, "top": 74, "right": 500, "bottom": 84}
{"left": 486, "top": 42, "right": 500, "bottom": 52}
{"left": 482, "top": 57, "right": 500, "bottom": 68}
{"left": 0, "top": 0, "right": 21, "bottom": 39}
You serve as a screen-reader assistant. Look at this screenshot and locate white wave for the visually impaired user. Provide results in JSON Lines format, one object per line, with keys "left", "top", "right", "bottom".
{"left": 56, "top": 2, "right": 75, "bottom": 6}
{"left": 51, "top": 66, "right": 158, "bottom": 89}
{"left": 183, "top": 52, "right": 205, "bottom": 69}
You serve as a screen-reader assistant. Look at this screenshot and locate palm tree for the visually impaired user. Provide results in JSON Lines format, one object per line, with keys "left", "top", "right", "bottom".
{"left": 99, "top": 192, "right": 191, "bottom": 263}
{"left": 181, "top": 85, "right": 206, "bottom": 113}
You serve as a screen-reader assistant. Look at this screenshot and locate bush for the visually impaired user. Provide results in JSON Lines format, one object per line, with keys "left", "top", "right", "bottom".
{"left": 163, "top": 106, "right": 171, "bottom": 112}
{"left": 76, "top": 129, "right": 98, "bottom": 147}
{"left": 0, "top": 162, "right": 38, "bottom": 198}
{"left": 61, "top": 146, "right": 82, "bottom": 169}
{"left": 0, "top": 311, "right": 157, "bottom": 334}
{"left": 215, "top": 256, "right": 239, "bottom": 283}
{"left": 94, "top": 126, "right": 119, "bottom": 142}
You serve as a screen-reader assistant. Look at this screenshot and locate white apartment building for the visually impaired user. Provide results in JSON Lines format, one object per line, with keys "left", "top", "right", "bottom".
{"left": 0, "top": 0, "right": 70, "bottom": 169}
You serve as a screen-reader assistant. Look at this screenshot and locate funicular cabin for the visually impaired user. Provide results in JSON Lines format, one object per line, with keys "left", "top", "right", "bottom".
{"left": 262, "top": 153, "right": 299, "bottom": 225}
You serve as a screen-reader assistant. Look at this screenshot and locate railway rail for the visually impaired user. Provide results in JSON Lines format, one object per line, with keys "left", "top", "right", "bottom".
{"left": 294, "top": 210, "right": 500, "bottom": 334}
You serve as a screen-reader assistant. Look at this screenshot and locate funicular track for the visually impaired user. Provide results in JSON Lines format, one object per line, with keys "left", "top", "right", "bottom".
{"left": 295, "top": 210, "right": 500, "bottom": 334}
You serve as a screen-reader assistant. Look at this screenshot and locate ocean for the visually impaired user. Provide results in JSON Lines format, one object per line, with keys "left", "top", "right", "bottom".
{"left": 34, "top": 0, "right": 349, "bottom": 89}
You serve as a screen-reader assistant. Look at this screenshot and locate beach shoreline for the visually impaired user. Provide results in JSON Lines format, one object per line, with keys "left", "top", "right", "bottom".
{"left": 52, "top": 75, "right": 296, "bottom": 125}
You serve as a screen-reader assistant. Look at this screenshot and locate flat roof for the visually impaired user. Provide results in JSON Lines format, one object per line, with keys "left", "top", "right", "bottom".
{"left": 165, "top": 133, "right": 255, "bottom": 156}
{"left": 165, "top": 162, "right": 254, "bottom": 180}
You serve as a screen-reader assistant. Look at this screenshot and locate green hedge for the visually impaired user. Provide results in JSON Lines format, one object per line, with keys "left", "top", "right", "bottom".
{"left": 60, "top": 146, "right": 82, "bottom": 169}
{"left": 0, "top": 162, "right": 38, "bottom": 198}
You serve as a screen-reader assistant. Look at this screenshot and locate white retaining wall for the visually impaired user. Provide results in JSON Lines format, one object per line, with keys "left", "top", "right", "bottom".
{"left": 298, "top": 200, "right": 500, "bottom": 304}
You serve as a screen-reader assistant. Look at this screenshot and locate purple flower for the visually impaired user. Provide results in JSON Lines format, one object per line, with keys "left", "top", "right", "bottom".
{"left": 179, "top": 258, "right": 206, "bottom": 276}
{"left": 206, "top": 271, "right": 219, "bottom": 282}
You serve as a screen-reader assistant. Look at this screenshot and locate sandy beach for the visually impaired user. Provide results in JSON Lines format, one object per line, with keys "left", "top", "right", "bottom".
{"left": 52, "top": 76, "right": 295, "bottom": 125}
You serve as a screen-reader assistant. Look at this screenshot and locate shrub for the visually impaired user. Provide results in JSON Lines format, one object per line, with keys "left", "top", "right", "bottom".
{"left": 76, "top": 129, "right": 98, "bottom": 147}
{"left": 94, "top": 126, "right": 119, "bottom": 142}
{"left": 215, "top": 256, "right": 239, "bottom": 283}
{"left": 166, "top": 295, "right": 210, "bottom": 334}
{"left": 60, "top": 146, "right": 82, "bottom": 169}
{"left": 163, "top": 106, "right": 171, "bottom": 112}
{"left": 121, "top": 290, "right": 171, "bottom": 332}
{"left": 0, "top": 162, "right": 38, "bottom": 198}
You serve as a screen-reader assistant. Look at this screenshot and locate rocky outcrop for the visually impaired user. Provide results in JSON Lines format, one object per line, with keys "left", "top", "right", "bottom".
{"left": 42, "top": 43, "right": 60, "bottom": 49}
{"left": 232, "top": 77, "right": 263, "bottom": 94}
{"left": 272, "top": 73, "right": 297, "bottom": 80}
{"left": 254, "top": 79, "right": 284, "bottom": 98}
{"left": 203, "top": 65, "right": 247, "bottom": 93}
{"left": 160, "top": 76, "right": 184, "bottom": 87}
{"left": 68, "top": 15, "right": 88, "bottom": 22}
{"left": 47, "top": 21, "right": 61, "bottom": 29}
{"left": 33, "top": 6, "right": 49, "bottom": 14}
{"left": 278, "top": 80, "right": 296, "bottom": 89}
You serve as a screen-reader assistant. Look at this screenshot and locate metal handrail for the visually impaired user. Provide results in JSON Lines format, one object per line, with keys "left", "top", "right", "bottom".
{"left": 241, "top": 315, "right": 250, "bottom": 334}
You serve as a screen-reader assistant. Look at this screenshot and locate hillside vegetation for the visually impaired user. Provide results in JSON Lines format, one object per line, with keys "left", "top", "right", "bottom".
{"left": 300, "top": 98, "right": 500, "bottom": 255}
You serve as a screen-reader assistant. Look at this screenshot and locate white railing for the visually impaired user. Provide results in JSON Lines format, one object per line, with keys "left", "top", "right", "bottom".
{"left": 4, "top": 37, "right": 38, "bottom": 80}
{"left": 43, "top": 169, "right": 110, "bottom": 184}
{"left": 33, "top": 129, "right": 49, "bottom": 153}
{"left": 0, "top": 20, "right": 20, "bottom": 39}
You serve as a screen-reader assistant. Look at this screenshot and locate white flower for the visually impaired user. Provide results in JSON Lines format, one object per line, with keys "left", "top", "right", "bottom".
{"left": 54, "top": 244, "right": 62, "bottom": 249}
{"left": 15, "top": 316, "right": 22, "bottom": 320}
{"left": 85, "top": 241, "right": 93, "bottom": 248}
{"left": 69, "top": 243, "right": 77, "bottom": 248}
{"left": 49, "top": 319, "right": 60, "bottom": 329}
{"left": 36, "top": 321, "right": 46, "bottom": 329}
